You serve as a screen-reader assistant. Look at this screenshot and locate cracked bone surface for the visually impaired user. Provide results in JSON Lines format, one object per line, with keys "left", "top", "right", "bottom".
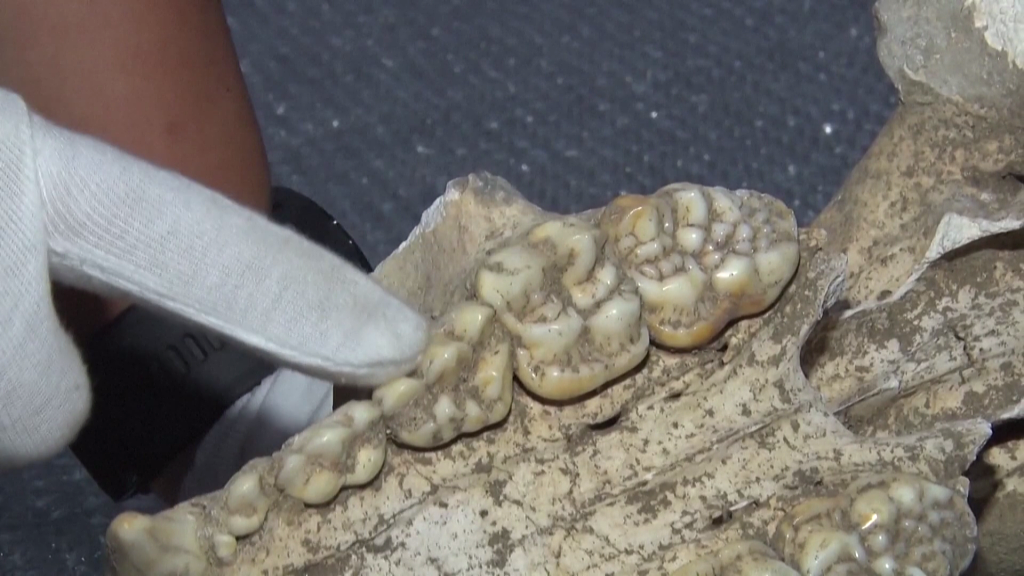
{"left": 600, "top": 183, "right": 800, "bottom": 349}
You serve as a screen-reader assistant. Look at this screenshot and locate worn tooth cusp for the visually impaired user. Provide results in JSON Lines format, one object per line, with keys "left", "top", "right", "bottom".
{"left": 770, "top": 473, "right": 977, "bottom": 576}
{"left": 373, "top": 300, "right": 515, "bottom": 448}
{"left": 475, "top": 217, "right": 650, "bottom": 401}
{"left": 273, "top": 400, "right": 387, "bottom": 505}
{"left": 105, "top": 507, "right": 212, "bottom": 576}
{"left": 220, "top": 458, "right": 278, "bottom": 537}
{"left": 600, "top": 183, "right": 800, "bottom": 349}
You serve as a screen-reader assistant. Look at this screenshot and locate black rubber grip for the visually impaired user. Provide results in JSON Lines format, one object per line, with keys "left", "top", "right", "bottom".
{"left": 69, "top": 187, "right": 372, "bottom": 501}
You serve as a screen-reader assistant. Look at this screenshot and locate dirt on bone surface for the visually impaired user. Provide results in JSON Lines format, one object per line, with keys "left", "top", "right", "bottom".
{"left": 101, "top": 0, "right": 1024, "bottom": 573}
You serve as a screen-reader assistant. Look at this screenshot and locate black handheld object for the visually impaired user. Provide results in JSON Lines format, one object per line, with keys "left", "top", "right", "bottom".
{"left": 70, "top": 187, "right": 371, "bottom": 501}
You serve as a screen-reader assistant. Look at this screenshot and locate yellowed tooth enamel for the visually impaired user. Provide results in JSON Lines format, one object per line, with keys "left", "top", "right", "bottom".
{"left": 669, "top": 540, "right": 800, "bottom": 576}
{"left": 600, "top": 183, "right": 800, "bottom": 349}
{"left": 211, "top": 533, "right": 238, "bottom": 564}
{"left": 770, "top": 473, "right": 977, "bottom": 576}
{"left": 373, "top": 301, "right": 514, "bottom": 448}
{"left": 222, "top": 462, "right": 277, "bottom": 537}
{"left": 105, "top": 508, "right": 209, "bottom": 576}
{"left": 272, "top": 400, "right": 387, "bottom": 505}
{"left": 475, "top": 217, "right": 650, "bottom": 400}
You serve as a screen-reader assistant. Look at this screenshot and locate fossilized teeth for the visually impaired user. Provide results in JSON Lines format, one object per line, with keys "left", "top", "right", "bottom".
{"left": 670, "top": 540, "right": 800, "bottom": 576}
{"left": 105, "top": 507, "right": 215, "bottom": 576}
{"left": 219, "top": 458, "right": 278, "bottom": 537}
{"left": 599, "top": 183, "right": 800, "bottom": 349}
{"left": 273, "top": 400, "right": 388, "bottom": 505}
{"left": 474, "top": 217, "right": 651, "bottom": 400}
{"left": 373, "top": 301, "right": 515, "bottom": 448}
{"left": 770, "top": 473, "right": 977, "bottom": 576}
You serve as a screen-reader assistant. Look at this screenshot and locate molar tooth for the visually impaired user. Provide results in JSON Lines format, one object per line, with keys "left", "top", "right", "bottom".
{"left": 734, "top": 222, "right": 754, "bottom": 242}
{"left": 106, "top": 508, "right": 208, "bottom": 576}
{"left": 872, "top": 555, "right": 898, "bottom": 576}
{"left": 211, "top": 533, "right": 238, "bottom": 565}
{"left": 273, "top": 400, "right": 387, "bottom": 505}
{"left": 672, "top": 187, "right": 709, "bottom": 226}
{"left": 373, "top": 376, "right": 426, "bottom": 416}
{"left": 220, "top": 460, "right": 278, "bottom": 537}
{"left": 634, "top": 239, "right": 665, "bottom": 262}
{"left": 753, "top": 241, "right": 800, "bottom": 289}
{"left": 675, "top": 225, "right": 706, "bottom": 254}
{"left": 700, "top": 250, "right": 724, "bottom": 270}
{"left": 479, "top": 216, "right": 650, "bottom": 400}
{"left": 375, "top": 301, "right": 514, "bottom": 448}
{"left": 603, "top": 183, "right": 800, "bottom": 349}
{"left": 474, "top": 244, "right": 546, "bottom": 312}
{"left": 708, "top": 186, "right": 744, "bottom": 223}
{"left": 711, "top": 253, "right": 756, "bottom": 296}
{"left": 710, "top": 221, "right": 734, "bottom": 245}
{"left": 851, "top": 488, "right": 897, "bottom": 530}
{"left": 568, "top": 260, "right": 619, "bottom": 310}
{"left": 797, "top": 530, "right": 868, "bottom": 576}
{"left": 734, "top": 241, "right": 754, "bottom": 255}
{"left": 512, "top": 305, "right": 585, "bottom": 361}
{"left": 632, "top": 207, "right": 660, "bottom": 242}
{"left": 771, "top": 473, "right": 978, "bottom": 576}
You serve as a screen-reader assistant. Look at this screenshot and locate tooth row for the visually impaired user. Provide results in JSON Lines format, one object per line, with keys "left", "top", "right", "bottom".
{"left": 105, "top": 400, "right": 390, "bottom": 575}
{"left": 669, "top": 540, "right": 801, "bottom": 576}
{"left": 769, "top": 473, "right": 977, "bottom": 576}
{"left": 599, "top": 183, "right": 800, "bottom": 349}
{"left": 372, "top": 301, "right": 516, "bottom": 448}
{"left": 103, "top": 183, "right": 802, "bottom": 575}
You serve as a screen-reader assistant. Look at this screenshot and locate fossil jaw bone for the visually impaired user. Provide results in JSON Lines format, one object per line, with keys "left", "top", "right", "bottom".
{"left": 600, "top": 183, "right": 801, "bottom": 349}
{"left": 105, "top": 400, "right": 391, "bottom": 575}
{"left": 103, "top": 177, "right": 806, "bottom": 575}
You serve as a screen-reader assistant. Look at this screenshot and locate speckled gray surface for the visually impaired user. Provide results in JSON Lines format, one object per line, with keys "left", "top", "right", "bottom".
{"left": 0, "top": 1, "right": 896, "bottom": 574}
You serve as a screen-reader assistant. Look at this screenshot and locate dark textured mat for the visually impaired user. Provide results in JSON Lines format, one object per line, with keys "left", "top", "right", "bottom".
{"left": 0, "top": 2, "right": 897, "bottom": 574}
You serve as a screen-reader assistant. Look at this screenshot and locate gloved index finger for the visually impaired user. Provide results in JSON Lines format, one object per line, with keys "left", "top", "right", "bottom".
{"left": 27, "top": 101, "right": 428, "bottom": 386}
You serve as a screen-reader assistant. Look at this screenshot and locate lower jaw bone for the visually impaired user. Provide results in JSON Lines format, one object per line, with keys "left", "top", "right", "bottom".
{"left": 104, "top": 176, "right": 833, "bottom": 574}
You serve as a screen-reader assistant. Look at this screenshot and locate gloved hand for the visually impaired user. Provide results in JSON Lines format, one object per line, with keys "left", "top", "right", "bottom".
{"left": 0, "top": 87, "right": 428, "bottom": 469}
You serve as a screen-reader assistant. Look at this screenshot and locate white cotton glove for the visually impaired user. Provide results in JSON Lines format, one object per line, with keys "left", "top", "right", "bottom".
{"left": 0, "top": 87, "right": 428, "bottom": 469}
